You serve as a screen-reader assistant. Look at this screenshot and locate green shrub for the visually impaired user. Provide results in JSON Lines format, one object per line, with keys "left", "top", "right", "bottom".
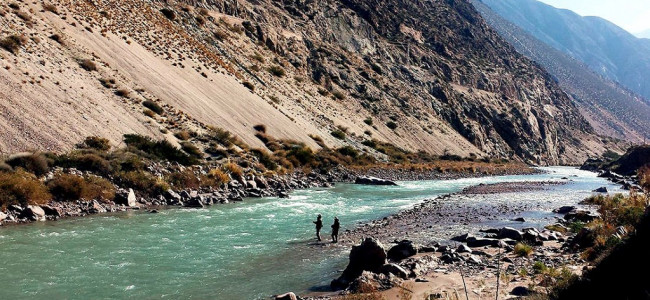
{"left": 533, "top": 261, "right": 548, "bottom": 274}
{"left": 116, "top": 171, "right": 167, "bottom": 196}
{"left": 337, "top": 146, "right": 359, "bottom": 158}
{"left": 0, "top": 170, "right": 52, "bottom": 208}
{"left": 364, "top": 117, "right": 373, "bottom": 126}
{"left": 77, "top": 136, "right": 111, "bottom": 151}
{"left": 181, "top": 142, "right": 203, "bottom": 159}
{"left": 166, "top": 169, "right": 200, "bottom": 189}
{"left": 331, "top": 130, "right": 346, "bottom": 140}
{"left": 142, "top": 100, "right": 163, "bottom": 115}
{"left": 56, "top": 153, "right": 112, "bottom": 176}
{"left": 386, "top": 121, "right": 398, "bottom": 130}
{"left": 79, "top": 59, "right": 97, "bottom": 71}
{"left": 123, "top": 134, "right": 197, "bottom": 165}
{"left": 253, "top": 124, "right": 267, "bottom": 133}
{"left": 48, "top": 173, "right": 115, "bottom": 202}
{"left": 0, "top": 34, "right": 27, "bottom": 54}
{"left": 251, "top": 148, "right": 277, "bottom": 170}
{"left": 514, "top": 243, "right": 533, "bottom": 257}
{"left": 268, "top": 65, "right": 285, "bottom": 77}
{"left": 5, "top": 153, "right": 50, "bottom": 176}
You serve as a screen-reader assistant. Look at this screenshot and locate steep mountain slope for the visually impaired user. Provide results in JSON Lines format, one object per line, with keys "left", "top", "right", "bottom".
{"left": 478, "top": 0, "right": 650, "bottom": 102}
{"left": 471, "top": 0, "right": 650, "bottom": 142}
{"left": 0, "top": 0, "right": 609, "bottom": 164}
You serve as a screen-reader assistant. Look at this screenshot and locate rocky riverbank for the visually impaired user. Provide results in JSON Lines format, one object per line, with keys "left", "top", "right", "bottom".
{"left": 298, "top": 178, "right": 622, "bottom": 300}
{"left": 0, "top": 164, "right": 536, "bottom": 227}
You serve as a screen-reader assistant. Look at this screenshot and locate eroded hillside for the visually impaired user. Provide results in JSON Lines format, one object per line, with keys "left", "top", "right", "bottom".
{"left": 0, "top": 0, "right": 612, "bottom": 164}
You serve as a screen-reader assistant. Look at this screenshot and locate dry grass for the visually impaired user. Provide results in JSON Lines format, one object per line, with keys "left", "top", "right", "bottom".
{"left": 47, "top": 173, "right": 115, "bottom": 202}
{"left": 0, "top": 170, "right": 52, "bottom": 208}
{"left": 42, "top": 3, "right": 58, "bottom": 14}
{"left": 0, "top": 35, "right": 27, "bottom": 54}
{"left": 514, "top": 242, "right": 533, "bottom": 257}
{"left": 223, "top": 162, "right": 243, "bottom": 178}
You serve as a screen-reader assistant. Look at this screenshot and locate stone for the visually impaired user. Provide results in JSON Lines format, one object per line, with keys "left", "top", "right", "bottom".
{"left": 254, "top": 177, "right": 268, "bottom": 189}
{"left": 165, "top": 189, "right": 182, "bottom": 202}
{"left": 419, "top": 246, "right": 437, "bottom": 253}
{"left": 511, "top": 286, "right": 531, "bottom": 296}
{"left": 467, "top": 237, "right": 498, "bottom": 248}
{"left": 553, "top": 206, "right": 576, "bottom": 214}
{"left": 593, "top": 187, "right": 608, "bottom": 193}
{"left": 457, "top": 244, "right": 471, "bottom": 253}
{"left": 497, "top": 227, "right": 523, "bottom": 241}
{"left": 21, "top": 205, "right": 46, "bottom": 221}
{"left": 331, "top": 238, "right": 387, "bottom": 290}
{"left": 564, "top": 210, "right": 599, "bottom": 222}
{"left": 115, "top": 188, "right": 137, "bottom": 207}
{"left": 274, "top": 292, "right": 297, "bottom": 300}
{"left": 380, "top": 263, "right": 409, "bottom": 279}
{"left": 8, "top": 205, "right": 23, "bottom": 214}
{"left": 354, "top": 176, "right": 398, "bottom": 186}
{"left": 278, "top": 191, "right": 290, "bottom": 198}
{"left": 41, "top": 205, "right": 62, "bottom": 218}
{"left": 89, "top": 200, "right": 106, "bottom": 214}
{"left": 467, "top": 255, "right": 482, "bottom": 264}
{"left": 513, "top": 217, "right": 525, "bottom": 222}
{"left": 184, "top": 195, "right": 205, "bottom": 208}
{"left": 451, "top": 233, "right": 471, "bottom": 242}
{"left": 180, "top": 190, "right": 191, "bottom": 199}
{"left": 0, "top": 211, "right": 7, "bottom": 221}
{"left": 387, "top": 240, "right": 418, "bottom": 261}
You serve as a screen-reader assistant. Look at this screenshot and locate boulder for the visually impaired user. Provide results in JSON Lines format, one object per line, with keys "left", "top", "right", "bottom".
{"left": 184, "top": 195, "right": 205, "bottom": 208}
{"left": 593, "top": 187, "right": 608, "bottom": 193}
{"left": 41, "top": 205, "right": 62, "bottom": 218}
{"left": 354, "top": 176, "right": 398, "bottom": 186}
{"left": 8, "top": 205, "right": 23, "bottom": 214}
{"left": 511, "top": 286, "right": 531, "bottom": 296}
{"left": 387, "top": 240, "right": 418, "bottom": 261}
{"left": 497, "top": 227, "right": 523, "bottom": 241}
{"left": 456, "top": 244, "right": 471, "bottom": 253}
{"left": 21, "top": 205, "right": 46, "bottom": 221}
{"left": 467, "top": 237, "right": 499, "bottom": 248}
{"left": 115, "top": 188, "right": 137, "bottom": 207}
{"left": 254, "top": 177, "right": 268, "bottom": 189}
{"left": 278, "top": 191, "right": 290, "bottom": 198}
{"left": 179, "top": 190, "right": 191, "bottom": 199}
{"left": 274, "top": 292, "right": 298, "bottom": 300}
{"left": 89, "top": 200, "right": 106, "bottom": 214}
{"left": 553, "top": 206, "right": 576, "bottom": 214}
{"left": 0, "top": 211, "right": 7, "bottom": 221}
{"left": 451, "top": 233, "right": 471, "bottom": 242}
{"left": 418, "top": 245, "right": 437, "bottom": 253}
{"left": 564, "top": 210, "right": 599, "bottom": 223}
{"left": 331, "top": 238, "right": 387, "bottom": 290}
{"left": 380, "top": 263, "right": 409, "bottom": 279}
{"left": 165, "top": 189, "right": 182, "bottom": 202}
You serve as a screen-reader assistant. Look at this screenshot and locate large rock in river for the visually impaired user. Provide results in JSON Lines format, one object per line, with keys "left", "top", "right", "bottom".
{"left": 331, "top": 238, "right": 387, "bottom": 290}
{"left": 21, "top": 205, "right": 46, "bottom": 221}
{"left": 387, "top": 240, "right": 418, "bottom": 261}
{"left": 115, "top": 188, "right": 137, "bottom": 207}
{"left": 355, "top": 176, "right": 397, "bottom": 186}
{"left": 497, "top": 227, "right": 523, "bottom": 241}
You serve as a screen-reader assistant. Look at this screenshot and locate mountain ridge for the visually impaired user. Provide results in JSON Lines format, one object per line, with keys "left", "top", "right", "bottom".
{"left": 0, "top": 0, "right": 612, "bottom": 164}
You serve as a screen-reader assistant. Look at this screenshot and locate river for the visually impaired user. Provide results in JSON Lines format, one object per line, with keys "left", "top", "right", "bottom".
{"left": 0, "top": 167, "right": 623, "bottom": 299}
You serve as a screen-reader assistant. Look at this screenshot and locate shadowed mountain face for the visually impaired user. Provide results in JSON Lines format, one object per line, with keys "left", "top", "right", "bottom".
{"left": 0, "top": 0, "right": 610, "bottom": 164}
{"left": 478, "top": 0, "right": 650, "bottom": 103}
{"left": 471, "top": 0, "right": 650, "bottom": 142}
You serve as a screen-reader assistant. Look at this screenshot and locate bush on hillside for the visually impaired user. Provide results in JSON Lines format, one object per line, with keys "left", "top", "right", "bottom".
{"left": 5, "top": 153, "right": 50, "bottom": 176}
{"left": 0, "top": 170, "right": 52, "bottom": 208}
{"left": 0, "top": 34, "right": 27, "bottom": 54}
{"left": 123, "top": 134, "right": 197, "bottom": 165}
{"left": 77, "top": 136, "right": 111, "bottom": 151}
{"left": 48, "top": 173, "right": 115, "bottom": 202}
{"left": 142, "top": 100, "right": 164, "bottom": 115}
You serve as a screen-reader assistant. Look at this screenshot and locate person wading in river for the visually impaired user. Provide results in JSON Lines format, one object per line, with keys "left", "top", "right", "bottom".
{"left": 313, "top": 214, "right": 323, "bottom": 241}
{"left": 331, "top": 217, "right": 340, "bottom": 243}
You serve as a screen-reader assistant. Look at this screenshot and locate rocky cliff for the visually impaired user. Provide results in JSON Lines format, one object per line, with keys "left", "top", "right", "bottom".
{"left": 0, "top": 0, "right": 611, "bottom": 164}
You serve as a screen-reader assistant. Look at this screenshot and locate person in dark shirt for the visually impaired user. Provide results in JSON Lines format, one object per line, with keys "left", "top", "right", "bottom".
{"left": 313, "top": 214, "right": 323, "bottom": 241}
{"left": 331, "top": 217, "right": 340, "bottom": 243}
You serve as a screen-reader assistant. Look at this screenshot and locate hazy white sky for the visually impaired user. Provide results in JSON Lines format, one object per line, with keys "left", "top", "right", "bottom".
{"left": 537, "top": 0, "right": 650, "bottom": 33}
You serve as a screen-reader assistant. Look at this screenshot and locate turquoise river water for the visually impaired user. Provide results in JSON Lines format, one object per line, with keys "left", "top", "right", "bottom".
{"left": 0, "top": 167, "right": 623, "bottom": 299}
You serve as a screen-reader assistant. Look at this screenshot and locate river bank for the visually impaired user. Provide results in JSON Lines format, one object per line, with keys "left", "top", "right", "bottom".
{"left": 301, "top": 168, "right": 626, "bottom": 300}
{"left": 0, "top": 162, "right": 536, "bottom": 227}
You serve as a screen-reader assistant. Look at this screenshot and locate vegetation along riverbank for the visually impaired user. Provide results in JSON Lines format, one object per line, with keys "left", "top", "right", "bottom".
{"left": 0, "top": 131, "right": 533, "bottom": 226}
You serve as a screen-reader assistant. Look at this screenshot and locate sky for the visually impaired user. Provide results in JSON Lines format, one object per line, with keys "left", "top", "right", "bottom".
{"left": 537, "top": 0, "right": 650, "bottom": 34}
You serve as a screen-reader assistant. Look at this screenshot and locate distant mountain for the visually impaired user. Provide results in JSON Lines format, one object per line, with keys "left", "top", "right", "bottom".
{"left": 471, "top": 0, "right": 650, "bottom": 141}
{"left": 636, "top": 29, "right": 650, "bottom": 39}
{"left": 477, "top": 0, "right": 650, "bottom": 103}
